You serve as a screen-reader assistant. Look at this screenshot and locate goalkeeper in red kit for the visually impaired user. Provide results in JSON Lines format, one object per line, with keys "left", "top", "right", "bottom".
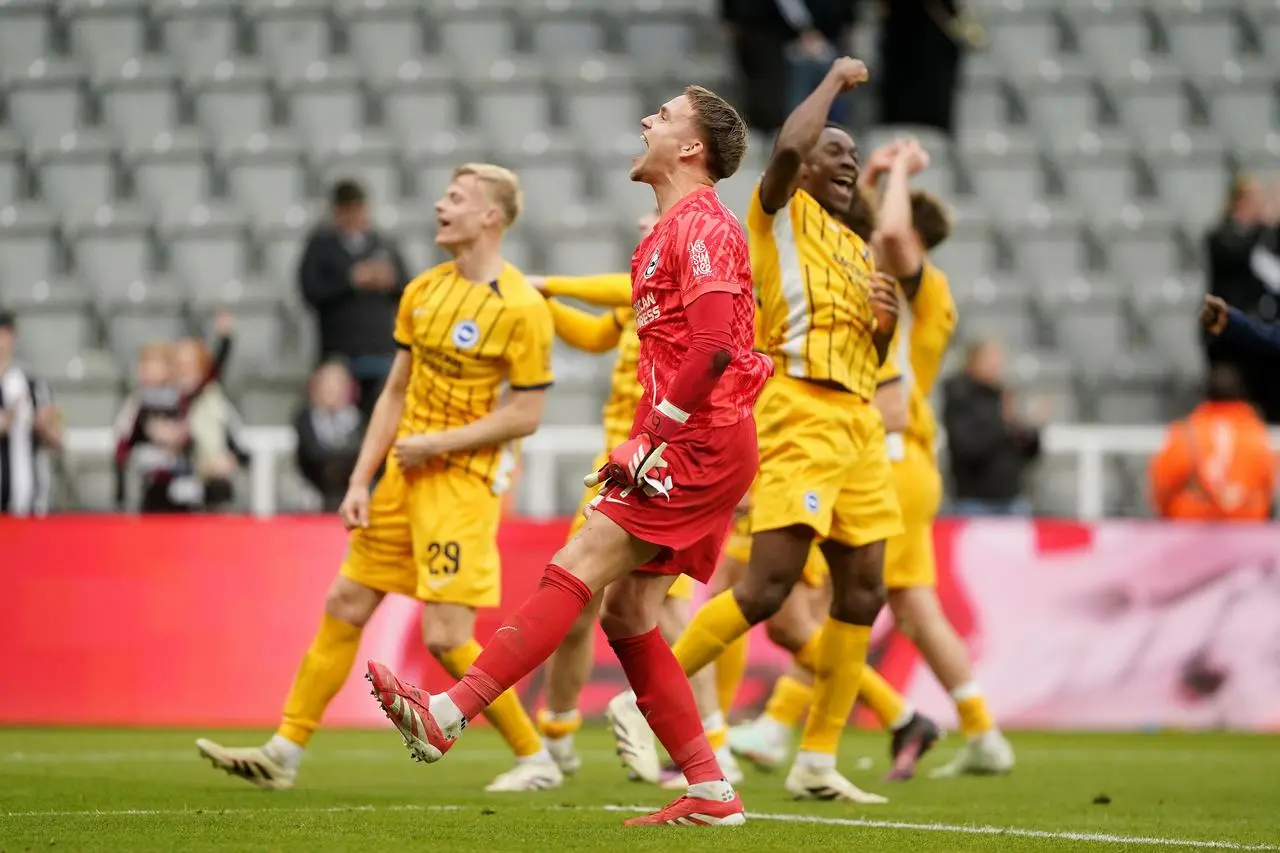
{"left": 366, "top": 85, "right": 771, "bottom": 827}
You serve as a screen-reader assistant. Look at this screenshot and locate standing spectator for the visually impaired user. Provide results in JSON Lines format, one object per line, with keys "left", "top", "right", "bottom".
{"left": 942, "top": 339, "right": 1048, "bottom": 516}
{"left": 294, "top": 360, "right": 365, "bottom": 512}
{"left": 172, "top": 335, "right": 245, "bottom": 510}
{"left": 1149, "top": 364, "right": 1274, "bottom": 522}
{"left": 877, "top": 0, "right": 978, "bottom": 135}
{"left": 299, "top": 180, "right": 410, "bottom": 419}
{"left": 0, "top": 311, "right": 61, "bottom": 516}
{"left": 1204, "top": 173, "right": 1280, "bottom": 422}
{"left": 720, "top": 0, "right": 858, "bottom": 133}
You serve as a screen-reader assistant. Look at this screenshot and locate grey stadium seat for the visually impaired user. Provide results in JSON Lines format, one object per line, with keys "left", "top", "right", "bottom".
{"left": 545, "top": 227, "right": 631, "bottom": 278}
{"left": 49, "top": 356, "right": 123, "bottom": 431}
{"left": 511, "top": 159, "right": 590, "bottom": 226}
{"left": 1054, "top": 146, "right": 1140, "bottom": 226}
{"left": 5, "top": 61, "right": 87, "bottom": 147}
{"left": 984, "top": 8, "right": 1065, "bottom": 77}
{"left": 563, "top": 84, "right": 644, "bottom": 147}
{"left": 931, "top": 222, "right": 995, "bottom": 284}
{"left": 66, "top": 0, "right": 147, "bottom": 74}
{"left": 0, "top": 204, "right": 60, "bottom": 284}
{"left": 530, "top": 15, "right": 608, "bottom": 69}
{"left": 222, "top": 137, "right": 307, "bottom": 224}
{"left": 597, "top": 156, "right": 661, "bottom": 225}
{"left": 71, "top": 212, "right": 156, "bottom": 296}
{"left": 155, "top": 0, "right": 241, "bottom": 76}
{"left": 1146, "top": 142, "right": 1231, "bottom": 233}
{"left": 163, "top": 211, "right": 251, "bottom": 291}
{"left": 0, "top": 1, "right": 51, "bottom": 77}
{"left": 0, "top": 133, "right": 24, "bottom": 206}
{"left": 34, "top": 133, "right": 118, "bottom": 225}
{"left": 1038, "top": 281, "right": 1130, "bottom": 375}
{"left": 954, "top": 77, "right": 1011, "bottom": 137}
{"left": 1009, "top": 351, "right": 1080, "bottom": 423}
{"left": 1006, "top": 216, "right": 1088, "bottom": 278}
{"left": 256, "top": 222, "right": 307, "bottom": 295}
{"left": 437, "top": 14, "right": 517, "bottom": 68}
{"left": 189, "top": 289, "right": 293, "bottom": 379}
{"left": 250, "top": 0, "right": 334, "bottom": 79}
{"left": 130, "top": 132, "right": 212, "bottom": 226}
{"left": 97, "top": 61, "right": 182, "bottom": 151}
{"left": 964, "top": 137, "right": 1046, "bottom": 224}
{"left": 623, "top": 19, "right": 699, "bottom": 75}
{"left": 313, "top": 138, "right": 403, "bottom": 206}
{"left": 1164, "top": 6, "right": 1243, "bottom": 77}
{"left": 191, "top": 63, "right": 275, "bottom": 146}
{"left": 345, "top": 3, "right": 424, "bottom": 81}
{"left": 1090, "top": 357, "right": 1171, "bottom": 425}
{"left": 103, "top": 286, "right": 191, "bottom": 370}
{"left": 6, "top": 281, "right": 95, "bottom": 375}
{"left": 1105, "top": 218, "right": 1182, "bottom": 282}
{"left": 1073, "top": 5, "right": 1155, "bottom": 77}
{"left": 380, "top": 81, "right": 462, "bottom": 147}
{"left": 1109, "top": 67, "right": 1194, "bottom": 146}
{"left": 471, "top": 83, "right": 554, "bottom": 144}
{"left": 951, "top": 276, "right": 1039, "bottom": 353}
{"left": 1132, "top": 276, "right": 1204, "bottom": 380}
{"left": 1022, "top": 64, "right": 1104, "bottom": 140}
{"left": 1200, "top": 71, "right": 1278, "bottom": 147}
{"left": 1030, "top": 455, "right": 1081, "bottom": 518}
{"left": 283, "top": 67, "right": 368, "bottom": 154}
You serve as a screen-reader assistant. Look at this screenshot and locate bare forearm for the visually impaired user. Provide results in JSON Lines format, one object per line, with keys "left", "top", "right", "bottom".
{"left": 428, "top": 405, "right": 540, "bottom": 455}
{"left": 776, "top": 75, "right": 842, "bottom": 158}
{"left": 349, "top": 391, "right": 403, "bottom": 487}
{"left": 875, "top": 161, "right": 920, "bottom": 278}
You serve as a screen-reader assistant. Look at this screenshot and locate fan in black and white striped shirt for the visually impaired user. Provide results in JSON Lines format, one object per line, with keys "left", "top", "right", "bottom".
{"left": 0, "top": 312, "right": 62, "bottom": 516}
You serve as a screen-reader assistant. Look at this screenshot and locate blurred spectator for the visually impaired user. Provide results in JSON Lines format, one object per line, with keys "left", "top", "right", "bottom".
{"left": 300, "top": 179, "right": 410, "bottom": 419}
{"left": 1149, "top": 365, "right": 1274, "bottom": 522}
{"left": 1204, "top": 173, "right": 1280, "bottom": 422}
{"left": 114, "top": 315, "right": 238, "bottom": 513}
{"left": 942, "top": 339, "right": 1047, "bottom": 516}
{"left": 294, "top": 361, "right": 365, "bottom": 512}
{"left": 173, "top": 332, "right": 248, "bottom": 510}
{"left": 0, "top": 311, "right": 61, "bottom": 516}
{"left": 720, "top": 0, "right": 858, "bottom": 133}
{"left": 877, "top": 0, "right": 978, "bottom": 136}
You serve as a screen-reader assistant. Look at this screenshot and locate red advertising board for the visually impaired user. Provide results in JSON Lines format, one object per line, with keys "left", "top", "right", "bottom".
{"left": 2, "top": 516, "right": 1277, "bottom": 731}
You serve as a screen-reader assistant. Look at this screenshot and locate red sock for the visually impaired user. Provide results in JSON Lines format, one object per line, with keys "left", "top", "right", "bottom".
{"left": 610, "top": 627, "right": 722, "bottom": 786}
{"left": 448, "top": 564, "right": 592, "bottom": 720}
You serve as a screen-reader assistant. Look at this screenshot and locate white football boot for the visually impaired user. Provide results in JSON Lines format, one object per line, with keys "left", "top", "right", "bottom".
{"left": 930, "top": 730, "right": 1015, "bottom": 778}
{"left": 196, "top": 738, "right": 297, "bottom": 791}
{"left": 544, "top": 735, "right": 582, "bottom": 776}
{"left": 606, "top": 691, "right": 661, "bottom": 783}
{"left": 784, "top": 761, "right": 889, "bottom": 804}
{"left": 727, "top": 716, "right": 790, "bottom": 772}
{"left": 484, "top": 756, "right": 565, "bottom": 792}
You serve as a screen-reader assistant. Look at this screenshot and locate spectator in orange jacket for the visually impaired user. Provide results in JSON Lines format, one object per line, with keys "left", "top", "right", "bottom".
{"left": 1150, "top": 365, "right": 1276, "bottom": 521}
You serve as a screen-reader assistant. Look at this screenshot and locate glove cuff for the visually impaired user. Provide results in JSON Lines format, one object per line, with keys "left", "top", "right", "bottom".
{"left": 642, "top": 399, "right": 689, "bottom": 442}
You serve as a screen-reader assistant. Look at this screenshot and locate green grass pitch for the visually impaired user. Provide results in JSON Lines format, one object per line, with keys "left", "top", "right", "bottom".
{"left": 1, "top": 727, "right": 1277, "bottom": 852}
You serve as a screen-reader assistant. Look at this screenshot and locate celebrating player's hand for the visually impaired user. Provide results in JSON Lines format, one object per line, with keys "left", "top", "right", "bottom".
{"left": 1200, "top": 295, "right": 1230, "bottom": 336}
{"left": 586, "top": 432, "right": 673, "bottom": 500}
{"left": 868, "top": 272, "right": 901, "bottom": 335}
{"left": 338, "top": 483, "right": 371, "bottom": 530}
{"left": 213, "top": 311, "right": 236, "bottom": 336}
{"left": 828, "top": 56, "right": 869, "bottom": 92}
{"left": 392, "top": 434, "right": 445, "bottom": 470}
{"left": 894, "top": 138, "right": 931, "bottom": 175}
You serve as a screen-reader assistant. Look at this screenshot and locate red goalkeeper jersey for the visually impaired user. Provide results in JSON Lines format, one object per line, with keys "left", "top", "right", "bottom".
{"left": 629, "top": 186, "right": 772, "bottom": 430}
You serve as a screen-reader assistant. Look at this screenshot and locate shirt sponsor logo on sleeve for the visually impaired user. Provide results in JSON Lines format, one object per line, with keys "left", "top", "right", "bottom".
{"left": 689, "top": 239, "right": 713, "bottom": 278}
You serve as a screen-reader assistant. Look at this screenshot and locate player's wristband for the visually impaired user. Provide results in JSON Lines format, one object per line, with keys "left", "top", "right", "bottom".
{"left": 886, "top": 431, "right": 906, "bottom": 462}
{"left": 642, "top": 399, "right": 690, "bottom": 442}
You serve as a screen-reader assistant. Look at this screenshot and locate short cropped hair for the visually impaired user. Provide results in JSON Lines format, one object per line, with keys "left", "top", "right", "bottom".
{"left": 910, "top": 190, "right": 952, "bottom": 250}
{"left": 330, "top": 179, "right": 367, "bottom": 208}
{"left": 685, "top": 85, "right": 748, "bottom": 182}
{"left": 453, "top": 162, "right": 523, "bottom": 228}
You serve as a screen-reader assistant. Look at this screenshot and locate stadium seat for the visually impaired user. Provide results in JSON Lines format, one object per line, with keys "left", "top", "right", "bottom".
{"left": 964, "top": 135, "right": 1047, "bottom": 224}
{"left": 529, "top": 15, "right": 608, "bottom": 69}
{"left": 1163, "top": 6, "right": 1243, "bottom": 77}
{"left": 1039, "top": 281, "right": 1131, "bottom": 375}
{"left": 1030, "top": 455, "right": 1080, "bottom": 518}
{"left": 65, "top": 0, "right": 148, "bottom": 74}
{"left": 931, "top": 222, "right": 995, "bottom": 285}
{"left": 1006, "top": 215, "right": 1088, "bottom": 278}
{"left": 103, "top": 286, "right": 191, "bottom": 371}
{"left": 954, "top": 77, "right": 1012, "bottom": 136}
{"left": 1144, "top": 136, "right": 1231, "bottom": 233}
{"left": 221, "top": 136, "right": 307, "bottom": 225}
{"left": 249, "top": 0, "right": 335, "bottom": 79}
{"left": 436, "top": 14, "right": 517, "bottom": 68}
{"left": 1199, "top": 69, "right": 1278, "bottom": 146}
{"left": 282, "top": 64, "right": 368, "bottom": 155}
{"left": 545, "top": 225, "right": 631, "bottom": 277}
{"left": 343, "top": 2, "right": 425, "bottom": 82}
{"left": 0, "top": 203, "right": 61, "bottom": 284}
{"left": 1104, "top": 217, "right": 1182, "bottom": 281}
{"left": 1090, "top": 357, "right": 1172, "bottom": 425}
{"left": 1051, "top": 141, "right": 1140, "bottom": 226}
{"left": 129, "top": 132, "right": 212, "bottom": 226}
{"left": 1072, "top": 5, "right": 1155, "bottom": 77}
{"left": 5, "top": 61, "right": 87, "bottom": 148}
{"left": 34, "top": 133, "right": 118, "bottom": 225}
{"left": 1108, "top": 67, "right": 1195, "bottom": 146}
{"left": 189, "top": 287, "right": 294, "bottom": 380}
{"left": 154, "top": 0, "right": 241, "bottom": 76}
{"left": 70, "top": 210, "right": 156, "bottom": 296}
{"left": 312, "top": 137, "right": 403, "bottom": 206}
{"left": 256, "top": 222, "right": 307, "bottom": 296}
{"left": 6, "top": 281, "right": 95, "bottom": 375}
{"left": 984, "top": 8, "right": 1066, "bottom": 77}
{"left": 509, "top": 158, "right": 589, "bottom": 225}
{"left": 1023, "top": 64, "right": 1104, "bottom": 140}
{"left": 49, "top": 360, "right": 123, "bottom": 432}
{"left": 1132, "top": 276, "right": 1204, "bottom": 380}
{"left": 191, "top": 63, "right": 275, "bottom": 146}
{"left": 562, "top": 84, "right": 644, "bottom": 147}
{"left": 163, "top": 209, "right": 251, "bottom": 291}
{"left": 622, "top": 20, "right": 697, "bottom": 75}
{"left": 0, "top": 133, "right": 24, "bottom": 206}
{"left": 471, "top": 82, "right": 555, "bottom": 145}
{"left": 0, "top": 1, "right": 51, "bottom": 77}
{"left": 379, "top": 79, "right": 462, "bottom": 148}
{"left": 97, "top": 61, "right": 182, "bottom": 152}
{"left": 951, "top": 276, "right": 1040, "bottom": 353}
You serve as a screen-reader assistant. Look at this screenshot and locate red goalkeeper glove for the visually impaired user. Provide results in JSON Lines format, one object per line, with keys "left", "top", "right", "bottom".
{"left": 584, "top": 400, "right": 688, "bottom": 499}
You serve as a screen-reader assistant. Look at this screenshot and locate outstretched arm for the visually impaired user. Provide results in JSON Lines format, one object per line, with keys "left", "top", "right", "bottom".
{"left": 548, "top": 301, "right": 625, "bottom": 353}
{"left": 758, "top": 57, "right": 868, "bottom": 214}
{"left": 538, "top": 273, "right": 633, "bottom": 308}
{"left": 1219, "top": 307, "right": 1280, "bottom": 355}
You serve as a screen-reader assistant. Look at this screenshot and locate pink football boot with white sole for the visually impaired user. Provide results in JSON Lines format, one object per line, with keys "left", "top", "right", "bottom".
{"left": 365, "top": 660, "right": 460, "bottom": 763}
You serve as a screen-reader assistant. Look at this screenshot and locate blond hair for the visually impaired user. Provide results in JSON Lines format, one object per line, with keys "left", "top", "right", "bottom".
{"left": 453, "top": 162, "right": 523, "bottom": 228}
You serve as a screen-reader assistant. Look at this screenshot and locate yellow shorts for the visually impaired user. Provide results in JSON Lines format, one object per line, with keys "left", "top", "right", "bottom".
{"left": 570, "top": 448, "right": 694, "bottom": 601}
{"left": 340, "top": 459, "right": 501, "bottom": 607}
{"left": 722, "top": 493, "right": 829, "bottom": 588}
{"left": 883, "top": 439, "right": 943, "bottom": 589}
{"left": 752, "top": 376, "right": 903, "bottom": 548}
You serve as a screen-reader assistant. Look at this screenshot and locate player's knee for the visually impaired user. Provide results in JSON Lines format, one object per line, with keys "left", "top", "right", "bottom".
{"left": 764, "top": 616, "right": 808, "bottom": 654}
{"left": 734, "top": 574, "right": 792, "bottom": 624}
{"left": 598, "top": 586, "right": 660, "bottom": 641}
{"left": 420, "top": 604, "right": 475, "bottom": 658}
{"left": 323, "top": 577, "right": 382, "bottom": 627}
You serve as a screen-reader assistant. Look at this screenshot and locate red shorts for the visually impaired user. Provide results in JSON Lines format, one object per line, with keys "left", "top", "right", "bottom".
{"left": 594, "top": 416, "right": 758, "bottom": 584}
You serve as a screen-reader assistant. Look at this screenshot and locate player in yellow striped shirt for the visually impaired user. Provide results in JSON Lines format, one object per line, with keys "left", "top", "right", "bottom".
{"left": 526, "top": 212, "right": 743, "bottom": 788}
{"left": 196, "top": 163, "right": 563, "bottom": 793}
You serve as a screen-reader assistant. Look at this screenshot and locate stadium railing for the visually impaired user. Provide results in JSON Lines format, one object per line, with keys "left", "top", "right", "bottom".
{"left": 64, "top": 424, "right": 1264, "bottom": 519}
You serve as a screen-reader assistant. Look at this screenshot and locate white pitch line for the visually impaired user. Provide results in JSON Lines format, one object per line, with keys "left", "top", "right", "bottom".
{"left": 2, "top": 802, "right": 1275, "bottom": 850}
{"left": 0, "top": 748, "right": 623, "bottom": 765}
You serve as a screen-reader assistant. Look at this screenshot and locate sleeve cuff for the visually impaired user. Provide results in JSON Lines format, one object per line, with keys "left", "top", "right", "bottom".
{"left": 877, "top": 375, "right": 903, "bottom": 387}
{"left": 394, "top": 338, "right": 411, "bottom": 351}
{"left": 685, "top": 280, "right": 741, "bottom": 304}
{"left": 511, "top": 381, "right": 553, "bottom": 392}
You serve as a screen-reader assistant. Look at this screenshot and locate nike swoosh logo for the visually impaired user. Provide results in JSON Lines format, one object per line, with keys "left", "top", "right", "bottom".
{"left": 604, "top": 495, "right": 629, "bottom": 505}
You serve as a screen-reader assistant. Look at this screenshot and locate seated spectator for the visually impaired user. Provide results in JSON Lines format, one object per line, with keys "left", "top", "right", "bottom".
{"left": 294, "top": 361, "right": 364, "bottom": 512}
{"left": 1149, "top": 365, "right": 1275, "bottom": 522}
{"left": 172, "top": 332, "right": 246, "bottom": 511}
{"left": 942, "top": 339, "right": 1048, "bottom": 516}
{"left": 0, "top": 310, "right": 61, "bottom": 516}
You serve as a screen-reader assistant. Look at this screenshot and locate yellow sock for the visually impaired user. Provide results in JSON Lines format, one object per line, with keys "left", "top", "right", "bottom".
{"left": 706, "top": 726, "right": 728, "bottom": 751}
{"left": 953, "top": 684, "right": 995, "bottom": 738}
{"left": 763, "top": 674, "right": 814, "bottom": 727}
{"left": 715, "top": 633, "right": 750, "bottom": 717}
{"left": 439, "top": 639, "right": 543, "bottom": 758}
{"left": 798, "top": 619, "right": 870, "bottom": 755}
{"left": 536, "top": 709, "right": 582, "bottom": 740}
{"left": 671, "top": 590, "right": 751, "bottom": 677}
{"left": 278, "top": 613, "right": 363, "bottom": 747}
{"left": 794, "top": 629, "right": 822, "bottom": 673}
{"left": 858, "top": 666, "right": 910, "bottom": 730}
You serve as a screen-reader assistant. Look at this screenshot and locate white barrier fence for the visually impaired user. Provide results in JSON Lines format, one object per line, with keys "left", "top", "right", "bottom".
{"left": 61, "top": 423, "right": 1258, "bottom": 520}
